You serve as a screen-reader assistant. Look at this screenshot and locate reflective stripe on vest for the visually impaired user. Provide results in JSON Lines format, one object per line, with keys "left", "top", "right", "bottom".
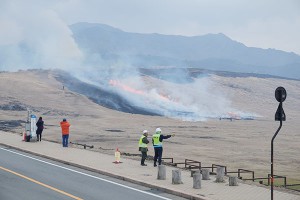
{"left": 152, "top": 133, "right": 162, "bottom": 147}
{"left": 139, "top": 135, "right": 148, "bottom": 148}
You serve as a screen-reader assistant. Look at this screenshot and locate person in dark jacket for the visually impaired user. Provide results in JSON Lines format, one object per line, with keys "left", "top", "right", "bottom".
{"left": 138, "top": 130, "right": 149, "bottom": 166}
{"left": 36, "top": 117, "right": 44, "bottom": 141}
{"left": 152, "top": 128, "right": 174, "bottom": 167}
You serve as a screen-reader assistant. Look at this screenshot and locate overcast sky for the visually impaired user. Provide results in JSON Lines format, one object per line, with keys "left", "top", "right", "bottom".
{"left": 1, "top": 0, "right": 300, "bottom": 55}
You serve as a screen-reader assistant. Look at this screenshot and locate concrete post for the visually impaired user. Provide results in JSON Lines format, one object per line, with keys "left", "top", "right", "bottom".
{"left": 215, "top": 167, "right": 225, "bottom": 183}
{"left": 229, "top": 176, "right": 238, "bottom": 186}
{"left": 157, "top": 165, "right": 166, "bottom": 180}
{"left": 202, "top": 168, "right": 210, "bottom": 180}
{"left": 191, "top": 169, "right": 201, "bottom": 177}
{"left": 193, "top": 172, "right": 201, "bottom": 189}
{"left": 172, "top": 169, "right": 183, "bottom": 184}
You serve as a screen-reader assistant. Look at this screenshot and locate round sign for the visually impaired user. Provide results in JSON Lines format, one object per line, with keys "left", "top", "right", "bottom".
{"left": 275, "top": 87, "right": 286, "bottom": 102}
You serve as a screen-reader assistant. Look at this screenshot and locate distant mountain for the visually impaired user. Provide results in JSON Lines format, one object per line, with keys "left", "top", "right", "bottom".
{"left": 70, "top": 22, "right": 300, "bottom": 79}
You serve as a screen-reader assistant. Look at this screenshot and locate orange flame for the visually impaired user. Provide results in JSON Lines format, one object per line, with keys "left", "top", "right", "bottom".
{"left": 109, "top": 80, "right": 145, "bottom": 95}
{"left": 109, "top": 79, "right": 171, "bottom": 102}
{"left": 227, "top": 112, "right": 241, "bottom": 120}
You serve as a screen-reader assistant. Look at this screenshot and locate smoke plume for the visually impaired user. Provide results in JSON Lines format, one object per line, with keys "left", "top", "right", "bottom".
{"left": 0, "top": 1, "right": 256, "bottom": 121}
{"left": 0, "top": 1, "right": 83, "bottom": 71}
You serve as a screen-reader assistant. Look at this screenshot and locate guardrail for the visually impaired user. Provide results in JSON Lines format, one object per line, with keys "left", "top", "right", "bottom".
{"left": 139, "top": 156, "right": 299, "bottom": 192}
{"left": 227, "top": 169, "right": 255, "bottom": 180}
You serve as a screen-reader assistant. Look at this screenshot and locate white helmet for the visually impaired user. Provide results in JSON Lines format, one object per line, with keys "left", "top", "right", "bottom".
{"left": 156, "top": 128, "right": 161, "bottom": 133}
{"left": 143, "top": 130, "right": 148, "bottom": 134}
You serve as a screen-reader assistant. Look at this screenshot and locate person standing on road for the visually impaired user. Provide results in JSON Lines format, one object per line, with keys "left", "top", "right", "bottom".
{"left": 36, "top": 117, "right": 44, "bottom": 141}
{"left": 139, "top": 130, "right": 149, "bottom": 166}
{"left": 60, "top": 118, "right": 70, "bottom": 147}
{"left": 152, "top": 128, "right": 174, "bottom": 167}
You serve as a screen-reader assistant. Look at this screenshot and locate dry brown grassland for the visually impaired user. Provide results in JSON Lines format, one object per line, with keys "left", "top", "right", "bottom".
{"left": 0, "top": 70, "right": 299, "bottom": 182}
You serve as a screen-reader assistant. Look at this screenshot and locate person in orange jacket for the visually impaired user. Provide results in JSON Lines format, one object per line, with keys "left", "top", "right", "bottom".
{"left": 60, "top": 118, "right": 70, "bottom": 147}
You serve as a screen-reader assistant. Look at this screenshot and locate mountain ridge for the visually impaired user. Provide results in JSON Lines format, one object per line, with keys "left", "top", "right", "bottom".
{"left": 70, "top": 22, "right": 300, "bottom": 79}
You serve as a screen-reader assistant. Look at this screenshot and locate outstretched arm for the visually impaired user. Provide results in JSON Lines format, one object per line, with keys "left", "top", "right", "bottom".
{"left": 160, "top": 134, "right": 172, "bottom": 142}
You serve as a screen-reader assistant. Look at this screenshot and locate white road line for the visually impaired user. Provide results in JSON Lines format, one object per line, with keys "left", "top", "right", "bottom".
{"left": 0, "top": 147, "right": 172, "bottom": 200}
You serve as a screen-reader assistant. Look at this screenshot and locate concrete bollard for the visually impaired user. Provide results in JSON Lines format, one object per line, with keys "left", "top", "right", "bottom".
{"left": 202, "top": 168, "right": 210, "bottom": 180}
{"left": 191, "top": 169, "right": 201, "bottom": 177}
{"left": 157, "top": 165, "right": 166, "bottom": 180}
{"left": 215, "top": 167, "right": 225, "bottom": 183}
{"left": 172, "top": 169, "right": 183, "bottom": 184}
{"left": 229, "top": 176, "right": 238, "bottom": 186}
{"left": 193, "top": 172, "right": 202, "bottom": 189}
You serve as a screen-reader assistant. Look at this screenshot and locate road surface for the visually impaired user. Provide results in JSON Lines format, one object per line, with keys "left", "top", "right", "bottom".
{"left": 0, "top": 146, "right": 186, "bottom": 200}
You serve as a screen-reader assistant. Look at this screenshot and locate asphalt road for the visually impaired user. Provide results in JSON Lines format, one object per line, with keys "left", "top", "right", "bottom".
{"left": 0, "top": 146, "right": 186, "bottom": 200}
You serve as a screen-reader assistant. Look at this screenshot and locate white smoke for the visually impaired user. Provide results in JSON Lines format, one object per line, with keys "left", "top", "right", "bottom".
{"left": 0, "top": 1, "right": 256, "bottom": 121}
{"left": 0, "top": 1, "right": 83, "bottom": 71}
{"left": 104, "top": 72, "right": 248, "bottom": 121}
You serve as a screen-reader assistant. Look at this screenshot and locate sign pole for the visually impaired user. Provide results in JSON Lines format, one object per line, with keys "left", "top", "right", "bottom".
{"left": 271, "top": 87, "right": 286, "bottom": 200}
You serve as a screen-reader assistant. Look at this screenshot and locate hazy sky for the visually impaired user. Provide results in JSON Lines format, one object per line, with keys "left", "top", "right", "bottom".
{"left": 1, "top": 0, "right": 300, "bottom": 55}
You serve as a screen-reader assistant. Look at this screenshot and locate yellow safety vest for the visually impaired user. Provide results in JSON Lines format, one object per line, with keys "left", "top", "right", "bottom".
{"left": 152, "top": 133, "right": 162, "bottom": 147}
{"left": 139, "top": 135, "right": 148, "bottom": 148}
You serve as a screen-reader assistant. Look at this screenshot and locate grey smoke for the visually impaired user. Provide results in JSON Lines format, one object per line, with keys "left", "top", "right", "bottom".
{"left": 0, "top": 1, "right": 256, "bottom": 121}
{"left": 0, "top": 1, "right": 83, "bottom": 71}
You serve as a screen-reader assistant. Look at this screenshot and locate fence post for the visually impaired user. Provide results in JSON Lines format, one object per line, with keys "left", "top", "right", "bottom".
{"left": 229, "top": 176, "right": 238, "bottom": 186}
{"left": 157, "top": 165, "right": 166, "bottom": 180}
{"left": 215, "top": 167, "right": 225, "bottom": 183}
{"left": 172, "top": 169, "right": 183, "bottom": 184}
{"left": 191, "top": 169, "right": 200, "bottom": 177}
{"left": 202, "top": 169, "right": 210, "bottom": 180}
{"left": 193, "top": 172, "right": 201, "bottom": 189}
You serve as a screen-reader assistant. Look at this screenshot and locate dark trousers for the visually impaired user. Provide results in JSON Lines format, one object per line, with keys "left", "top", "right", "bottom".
{"left": 62, "top": 134, "right": 69, "bottom": 147}
{"left": 36, "top": 129, "right": 43, "bottom": 141}
{"left": 141, "top": 151, "right": 147, "bottom": 165}
{"left": 36, "top": 133, "right": 42, "bottom": 141}
{"left": 154, "top": 147, "right": 163, "bottom": 165}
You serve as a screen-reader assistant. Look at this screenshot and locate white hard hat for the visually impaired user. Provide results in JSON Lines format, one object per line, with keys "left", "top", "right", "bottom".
{"left": 156, "top": 128, "right": 161, "bottom": 133}
{"left": 143, "top": 130, "right": 148, "bottom": 134}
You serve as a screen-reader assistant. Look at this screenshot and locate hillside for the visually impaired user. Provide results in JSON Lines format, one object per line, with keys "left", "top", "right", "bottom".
{"left": 70, "top": 22, "right": 300, "bottom": 79}
{"left": 0, "top": 70, "right": 300, "bottom": 181}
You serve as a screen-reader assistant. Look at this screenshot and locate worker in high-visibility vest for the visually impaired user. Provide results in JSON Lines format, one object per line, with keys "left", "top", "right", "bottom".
{"left": 138, "top": 130, "right": 150, "bottom": 166}
{"left": 152, "top": 128, "right": 174, "bottom": 167}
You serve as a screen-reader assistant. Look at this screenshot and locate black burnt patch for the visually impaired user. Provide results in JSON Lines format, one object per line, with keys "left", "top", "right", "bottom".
{"left": 53, "top": 71, "right": 160, "bottom": 116}
{"left": 0, "top": 103, "right": 27, "bottom": 111}
{"left": 0, "top": 120, "right": 26, "bottom": 131}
